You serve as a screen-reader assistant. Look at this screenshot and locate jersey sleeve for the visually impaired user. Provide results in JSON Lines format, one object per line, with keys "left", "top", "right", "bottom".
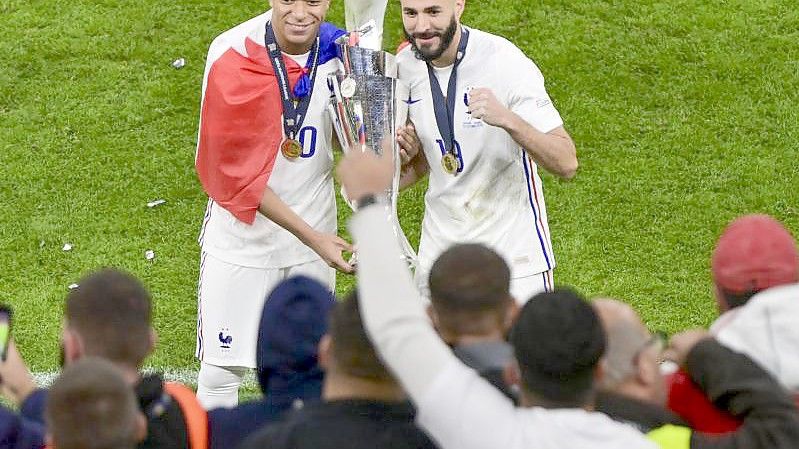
{"left": 506, "top": 49, "right": 564, "bottom": 134}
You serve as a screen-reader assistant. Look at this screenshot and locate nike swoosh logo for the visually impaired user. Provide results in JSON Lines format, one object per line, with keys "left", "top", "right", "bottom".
{"left": 403, "top": 98, "right": 422, "bottom": 105}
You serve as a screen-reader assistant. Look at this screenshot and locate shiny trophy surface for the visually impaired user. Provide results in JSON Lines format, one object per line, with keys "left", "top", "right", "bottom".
{"left": 328, "top": 1, "right": 417, "bottom": 267}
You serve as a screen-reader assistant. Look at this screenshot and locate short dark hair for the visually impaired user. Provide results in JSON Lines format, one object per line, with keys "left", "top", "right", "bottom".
{"left": 47, "top": 357, "right": 140, "bottom": 449}
{"left": 65, "top": 269, "right": 152, "bottom": 368}
{"left": 329, "top": 291, "right": 393, "bottom": 382}
{"left": 429, "top": 244, "right": 512, "bottom": 334}
{"left": 510, "top": 289, "right": 606, "bottom": 407}
{"left": 719, "top": 288, "right": 758, "bottom": 310}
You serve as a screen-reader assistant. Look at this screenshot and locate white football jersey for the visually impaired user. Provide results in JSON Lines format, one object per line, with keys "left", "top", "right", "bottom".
{"left": 398, "top": 26, "right": 563, "bottom": 278}
{"left": 198, "top": 13, "right": 342, "bottom": 268}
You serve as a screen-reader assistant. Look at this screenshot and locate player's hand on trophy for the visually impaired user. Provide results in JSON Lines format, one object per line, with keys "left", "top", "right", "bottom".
{"left": 397, "top": 122, "right": 422, "bottom": 165}
{"left": 662, "top": 329, "right": 711, "bottom": 367}
{"left": 336, "top": 139, "right": 394, "bottom": 201}
{"left": 310, "top": 231, "right": 355, "bottom": 274}
{"left": 468, "top": 88, "right": 511, "bottom": 127}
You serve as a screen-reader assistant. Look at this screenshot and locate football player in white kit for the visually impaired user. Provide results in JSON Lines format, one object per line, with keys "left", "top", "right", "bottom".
{"left": 194, "top": 1, "right": 350, "bottom": 408}
{"left": 396, "top": 0, "right": 578, "bottom": 304}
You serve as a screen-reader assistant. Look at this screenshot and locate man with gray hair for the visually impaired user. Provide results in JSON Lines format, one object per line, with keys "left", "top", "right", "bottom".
{"left": 592, "top": 299, "right": 682, "bottom": 432}
{"left": 593, "top": 298, "right": 799, "bottom": 448}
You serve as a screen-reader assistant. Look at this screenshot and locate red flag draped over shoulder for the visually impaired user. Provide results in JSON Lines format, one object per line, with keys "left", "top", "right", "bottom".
{"left": 196, "top": 34, "right": 304, "bottom": 225}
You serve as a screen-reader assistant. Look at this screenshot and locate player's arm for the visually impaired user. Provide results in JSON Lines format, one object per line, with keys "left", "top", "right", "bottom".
{"left": 506, "top": 120, "right": 576, "bottom": 180}
{"left": 258, "top": 188, "right": 354, "bottom": 273}
{"left": 467, "top": 89, "right": 577, "bottom": 179}
{"left": 397, "top": 122, "right": 430, "bottom": 189}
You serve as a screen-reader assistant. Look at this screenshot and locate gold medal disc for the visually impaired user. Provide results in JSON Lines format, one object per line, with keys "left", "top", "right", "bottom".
{"left": 280, "top": 139, "right": 302, "bottom": 159}
{"left": 441, "top": 153, "right": 459, "bottom": 175}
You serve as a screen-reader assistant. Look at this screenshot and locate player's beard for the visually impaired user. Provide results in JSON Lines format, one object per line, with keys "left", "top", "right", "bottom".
{"left": 405, "top": 15, "right": 458, "bottom": 63}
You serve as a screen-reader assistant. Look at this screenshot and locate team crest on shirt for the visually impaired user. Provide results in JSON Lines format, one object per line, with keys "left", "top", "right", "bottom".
{"left": 462, "top": 86, "right": 483, "bottom": 129}
{"left": 218, "top": 328, "right": 233, "bottom": 350}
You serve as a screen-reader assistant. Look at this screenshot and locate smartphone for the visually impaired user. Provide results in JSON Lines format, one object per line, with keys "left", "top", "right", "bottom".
{"left": 0, "top": 305, "right": 12, "bottom": 362}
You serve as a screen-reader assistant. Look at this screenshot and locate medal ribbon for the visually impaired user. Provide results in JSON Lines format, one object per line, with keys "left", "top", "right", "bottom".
{"left": 426, "top": 27, "right": 470, "bottom": 158}
{"left": 265, "top": 23, "right": 321, "bottom": 141}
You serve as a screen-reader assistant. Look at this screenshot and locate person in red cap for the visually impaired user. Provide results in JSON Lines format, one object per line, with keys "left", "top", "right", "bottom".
{"left": 668, "top": 214, "right": 799, "bottom": 433}
{"left": 711, "top": 213, "right": 799, "bottom": 316}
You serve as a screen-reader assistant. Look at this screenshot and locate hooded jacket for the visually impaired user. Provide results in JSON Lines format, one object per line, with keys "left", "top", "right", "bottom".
{"left": 714, "top": 283, "right": 799, "bottom": 391}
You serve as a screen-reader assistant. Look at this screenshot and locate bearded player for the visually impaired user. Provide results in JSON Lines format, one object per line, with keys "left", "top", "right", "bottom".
{"left": 194, "top": 0, "right": 349, "bottom": 408}
{"left": 396, "top": 0, "right": 577, "bottom": 303}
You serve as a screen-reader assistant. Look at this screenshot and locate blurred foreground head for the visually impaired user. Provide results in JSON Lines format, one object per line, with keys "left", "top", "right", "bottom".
{"left": 47, "top": 357, "right": 144, "bottom": 449}
{"left": 510, "top": 289, "right": 606, "bottom": 408}
{"left": 257, "top": 275, "right": 336, "bottom": 405}
{"left": 428, "top": 243, "right": 516, "bottom": 343}
{"left": 593, "top": 299, "right": 666, "bottom": 406}
{"left": 63, "top": 268, "right": 154, "bottom": 371}
{"left": 319, "top": 291, "right": 404, "bottom": 400}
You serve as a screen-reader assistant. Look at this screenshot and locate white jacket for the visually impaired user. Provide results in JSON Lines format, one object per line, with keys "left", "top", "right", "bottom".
{"left": 351, "top": 206, "right": 656, "bottom": 449}
{"left": 713, "top": 283, "right": 799, "bottom": 392}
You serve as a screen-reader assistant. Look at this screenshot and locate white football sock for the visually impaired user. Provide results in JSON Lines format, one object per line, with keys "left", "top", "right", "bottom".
{"left": 195, "top": 362, "right": 248, "bottom": 409}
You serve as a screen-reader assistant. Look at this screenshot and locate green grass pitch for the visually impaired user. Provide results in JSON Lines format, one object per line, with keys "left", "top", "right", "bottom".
{"left": 1, "top": 0, "right": 798, "bottom": 377}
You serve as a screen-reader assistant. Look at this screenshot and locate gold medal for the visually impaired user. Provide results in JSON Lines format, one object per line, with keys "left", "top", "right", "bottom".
{"left": 280, "top": 139, "right": 302, "bottom": 160}
{"left": 441, "top": 153, "right": 459, "bottom": 175}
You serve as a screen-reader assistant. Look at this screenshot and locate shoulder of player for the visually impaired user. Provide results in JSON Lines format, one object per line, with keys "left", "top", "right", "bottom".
{"left": 396, "top": 43, "right": 417, "bottom": 63}
{"left": 466, "top": 26, "right": 544, "bottom": 78}
{"left": 208, "top": 12, "right": 270, "bottom": 53}
{"left": 205, "top": 11, "right": 271, "bottom": 67}
{"left": 396, "top": 46, "right": 427, "bottom": 82}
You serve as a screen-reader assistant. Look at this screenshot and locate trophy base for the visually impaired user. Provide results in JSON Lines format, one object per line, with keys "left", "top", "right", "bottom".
{"left": 348, "top": 251, "right": 417, "bottom": 273}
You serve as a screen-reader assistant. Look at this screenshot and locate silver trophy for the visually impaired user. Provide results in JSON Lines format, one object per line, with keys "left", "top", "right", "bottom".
{"left": 328, "top": 7, "right": 417, "bottom": 267}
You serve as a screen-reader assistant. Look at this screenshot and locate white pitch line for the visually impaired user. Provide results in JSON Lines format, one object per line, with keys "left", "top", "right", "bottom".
{"left": 32, "top": 367, "right": 259, "bottom": 389}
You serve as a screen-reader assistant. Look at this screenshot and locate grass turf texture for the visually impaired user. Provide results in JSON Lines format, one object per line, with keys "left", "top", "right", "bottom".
{"left": 1, "top": 0, "right": 798, "bottom": 381}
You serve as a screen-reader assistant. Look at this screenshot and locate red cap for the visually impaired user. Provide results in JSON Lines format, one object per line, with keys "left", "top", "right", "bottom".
{"left": 712, "top": 214, "right": 799, "bottom": 294}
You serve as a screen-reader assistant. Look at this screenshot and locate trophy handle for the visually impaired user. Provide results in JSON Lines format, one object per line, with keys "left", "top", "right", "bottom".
{"left": 344, "top": 0, "right": 389, "bottom": 50}
{"left": 390, "top": 80, "right": 418, "bottom": 269}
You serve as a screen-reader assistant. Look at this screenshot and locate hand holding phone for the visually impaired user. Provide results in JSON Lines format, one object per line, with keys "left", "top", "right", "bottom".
{"left": 0, "top": 306, "right": 37, "bottom": 405}
{"left": 0, "top": 305, "right": 12, "bottom": 362}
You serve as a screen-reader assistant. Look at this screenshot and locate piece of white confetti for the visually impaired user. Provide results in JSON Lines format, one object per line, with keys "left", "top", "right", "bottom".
{"left": 171, "top": 58, "right": 186, "bottom": 69}
{"left": 145, "top": 250, "right": 155, "bottom": 261}
{"left": 68, "top": 283, "right": 79, "bottom": 290}
{"left": 146, "top": 199, "right": 167, "bottom": 208}
{"left": 62, "top": 243, "right": 73, "bottom": 251}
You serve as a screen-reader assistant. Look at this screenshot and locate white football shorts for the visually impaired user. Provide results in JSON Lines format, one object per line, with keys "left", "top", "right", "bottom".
{"left": 195, "top": 252, "right": 335, "bottom": 368}
{"left": 415, "top": 267, "right": 553, "bottom": 306}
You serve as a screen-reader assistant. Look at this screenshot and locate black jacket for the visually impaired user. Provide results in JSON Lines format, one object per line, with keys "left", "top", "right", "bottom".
{"left": 453, "top": 341, "right": 518, "bottom": 402}
{"left": 238, "top": 399, "right": 439, "bottom": 449}
{"left": 137, "top": 374, "right": 190, "bottom": 449}
{"left": 686, "top": 339, "right": 799, "bottom": 449}
{"left": 599, "top": 339, "right": 799, "bottom": 449}
{"left": 596, "top": 391, "right": 686, "bottom": 433}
